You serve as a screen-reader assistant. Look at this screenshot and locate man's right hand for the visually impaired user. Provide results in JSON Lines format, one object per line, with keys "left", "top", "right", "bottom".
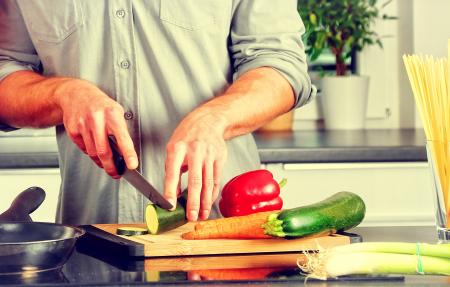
{"left": 56, "top": 79, "right": 138, "bottom": 178}
{"left": 0, "top": 71, "right": 138, "bottom": 178}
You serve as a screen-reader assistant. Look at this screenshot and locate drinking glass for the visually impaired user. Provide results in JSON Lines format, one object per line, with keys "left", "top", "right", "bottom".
{"left": 426, "top": 140, "right": 450, "bottom": 243}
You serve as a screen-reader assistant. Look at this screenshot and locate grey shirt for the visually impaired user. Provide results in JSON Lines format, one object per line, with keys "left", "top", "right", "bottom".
{"left": 0, "top": 0, "right": 315, "bottom": 225}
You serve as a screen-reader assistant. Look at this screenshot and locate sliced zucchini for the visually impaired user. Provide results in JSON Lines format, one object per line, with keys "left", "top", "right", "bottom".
{"left": 116, "top": 226, "right": 149, "bottom": 236}
{"left": 146, "top": 196, "right": 187, "bottom": 234}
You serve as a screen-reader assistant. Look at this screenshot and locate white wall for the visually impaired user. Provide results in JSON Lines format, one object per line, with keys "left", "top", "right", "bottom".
{"left": 413, "top": 0, "right": 450, "bottom": 128}
{"left": 413, "top": 0, "right": 450, "bottom": 57}
{"left": 0, "top": 169, "right": 61, "bottom": 223}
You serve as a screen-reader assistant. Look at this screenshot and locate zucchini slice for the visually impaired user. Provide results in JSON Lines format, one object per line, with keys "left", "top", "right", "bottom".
{"left": 145, "top": 196, "right": 187, "bottom": 234}
{"left": 116, "top": 226, "right": 149, "bottom": 236}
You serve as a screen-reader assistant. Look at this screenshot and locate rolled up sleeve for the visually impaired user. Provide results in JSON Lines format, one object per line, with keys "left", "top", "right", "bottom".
{"left": 0, "top": 0, "right": 40, "bottom": 131}
{"left": 230, "top": 0, "right": 316, "bottom": 108}
{"left": 0, "top": 0, "right": 41, "bottom": 81}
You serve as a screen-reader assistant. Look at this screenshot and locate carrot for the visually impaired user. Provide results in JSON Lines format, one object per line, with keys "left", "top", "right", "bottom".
{"left": 181, "top": 211, "right": 278, "bottom": 240}
{"left": 190, "top": 267, "right": 285, "bottom": 280}
{"left": 194, "top": 211, "right": 278, "bottom": 231}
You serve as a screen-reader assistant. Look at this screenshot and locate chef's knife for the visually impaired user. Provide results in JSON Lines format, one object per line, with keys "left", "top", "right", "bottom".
{"left": 108, "top": 136, "right": 174, "bottom": 210}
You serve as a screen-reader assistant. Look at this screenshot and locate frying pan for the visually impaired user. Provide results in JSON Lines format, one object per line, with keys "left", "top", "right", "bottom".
{"left": 0, "top": 187, "right": 84, "bottom": 274}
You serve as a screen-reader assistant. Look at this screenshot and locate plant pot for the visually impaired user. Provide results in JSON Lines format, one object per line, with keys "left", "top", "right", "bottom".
{"left": 320, "top": 75, "right": 369, "bottom": 130}
{"left": 258, "top": 111, "right": 294, "bottom": 132}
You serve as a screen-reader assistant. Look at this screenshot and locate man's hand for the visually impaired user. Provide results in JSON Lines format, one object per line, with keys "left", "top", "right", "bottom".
{"left": 164, "top": 110, "right": 228, "bottom": 221}
{"left": 163, "top": 67, "right": 296, "bottom": 221}
{"left": 56, "top": 79, "right": 138, "bottom": 178}
{"left": 0, "top": 71, "right": 139, "bottom": 177}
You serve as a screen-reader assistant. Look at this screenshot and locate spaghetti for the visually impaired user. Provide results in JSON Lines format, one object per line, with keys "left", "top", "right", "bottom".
{"left": 403, "top": 43, "right": 450, "bottom": 228}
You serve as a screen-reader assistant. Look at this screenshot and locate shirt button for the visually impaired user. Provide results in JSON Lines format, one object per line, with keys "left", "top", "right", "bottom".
{"left": 120, "top": 60, "right": 130, "bottom": 69}
{"left": 116, "top": 9, "right": 126, "bottom": 18}
{"left": 124, "top": 111, "right": 134, "bottom": 120}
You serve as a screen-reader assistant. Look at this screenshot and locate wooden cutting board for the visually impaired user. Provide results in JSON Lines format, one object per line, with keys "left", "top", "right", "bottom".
{"left": 145, "top": 252, "right": 306, "bottom": 271}
{"left": 79, "top": 223, "right": 357, "bottom": 258}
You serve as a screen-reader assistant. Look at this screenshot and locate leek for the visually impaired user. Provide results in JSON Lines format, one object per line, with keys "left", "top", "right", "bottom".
{"left": 298, "top": 242, "right": 450, "bottom": 279}
{"left": 332, "top": 242, "right": 450, "bottom": 259}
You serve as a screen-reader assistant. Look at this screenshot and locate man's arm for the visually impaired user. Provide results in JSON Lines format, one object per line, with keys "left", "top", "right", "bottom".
{"left": 0, "top": 1, "right": 137, "bottom": 176}
{"left": 0, "top": 71, "right": 65, "bottom": 128}
{"left": 0, "top": 70, "right": 138, "bottom": 176}
{"left": 164, "top": 67, "right": 295, "bottom": 221}
{"left": 207, "top": 67, "right": 295, "bottom": 140}
{"left": 163, "top": 0, "right": 315, "bottom": 221}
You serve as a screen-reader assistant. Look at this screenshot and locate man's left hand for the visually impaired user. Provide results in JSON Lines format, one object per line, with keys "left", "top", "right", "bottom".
{"left": 163, "top": 109, "right": 228, "bottom": 221}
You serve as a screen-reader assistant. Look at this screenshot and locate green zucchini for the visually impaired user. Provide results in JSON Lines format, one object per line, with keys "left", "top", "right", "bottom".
{"left": 262, "top": 191, "right": 365, "bottom": 238}
{"left": 116, "top": 227, "right": 148, "bottom": 236}
{"left": 145, "top": 196, "right": 187, "bottom": 234}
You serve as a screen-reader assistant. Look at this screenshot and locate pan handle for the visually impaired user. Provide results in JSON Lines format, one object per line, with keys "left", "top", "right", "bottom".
{"left": 0, "top": 186, "right": 46, "bottom": 222}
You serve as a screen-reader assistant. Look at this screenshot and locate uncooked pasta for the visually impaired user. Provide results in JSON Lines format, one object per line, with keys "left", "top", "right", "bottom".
{"left": 403, "top": 45, "right": 450, "bottom": 228}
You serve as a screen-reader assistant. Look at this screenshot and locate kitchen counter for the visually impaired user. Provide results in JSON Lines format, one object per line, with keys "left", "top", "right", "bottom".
{"left": 0, "top": 135, "right": 58, "bottom": 168}
{"left": 254, "top": 128, "right": 427, "bottom": 163}
{"left": 0, "top": 226, "right": 447, "bottom": 286}
{"left": 0, "top": 129, "right": 427, "bottom": 168}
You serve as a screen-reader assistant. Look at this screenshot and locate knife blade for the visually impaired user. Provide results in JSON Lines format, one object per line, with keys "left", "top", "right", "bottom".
{"left": 108, "top": 136, "right": 173, "bottom": 210}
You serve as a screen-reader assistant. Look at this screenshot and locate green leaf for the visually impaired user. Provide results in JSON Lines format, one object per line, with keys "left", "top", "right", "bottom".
{"left": 310, "top": 47, "right": 323, "bottom": 61}
{"left": 309, "top": 13, "right": 318, "bottom": 26}
{"left": 297, "top": 0, "right": 396, "bottom": 65}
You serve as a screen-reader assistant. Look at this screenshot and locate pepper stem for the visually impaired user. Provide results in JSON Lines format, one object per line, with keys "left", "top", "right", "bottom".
{"left": 278, "top": 178, "right": 287, "bottom": 189}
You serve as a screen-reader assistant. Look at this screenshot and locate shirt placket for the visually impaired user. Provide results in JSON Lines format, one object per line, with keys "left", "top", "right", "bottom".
{"left": 108, "top": 0, "right": 143, "bottom": 223}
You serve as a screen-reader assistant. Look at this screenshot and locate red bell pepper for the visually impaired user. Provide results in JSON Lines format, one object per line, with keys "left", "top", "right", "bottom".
{"left": 218, "top": 169, "right": 286, "bottom": 217}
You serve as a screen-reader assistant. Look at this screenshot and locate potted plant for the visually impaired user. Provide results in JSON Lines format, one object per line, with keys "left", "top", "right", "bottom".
{"left": 298, "top": 0, "right": 394, "bottom": 129}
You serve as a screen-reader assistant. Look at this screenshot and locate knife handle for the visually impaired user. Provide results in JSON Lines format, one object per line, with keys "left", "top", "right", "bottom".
{"left": 108, "top": 136, "right": 126, "bottom": 175}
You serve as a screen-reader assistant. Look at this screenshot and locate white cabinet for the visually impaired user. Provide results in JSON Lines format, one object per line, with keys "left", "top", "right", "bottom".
{"left": 264, "top": 162, "right": 435, "bottom": 227}
{"left": 0, "top": 163, "right": 436, "bottom": 227}
{"left": 0, "top": 168, "right": 61, "bottom": 223}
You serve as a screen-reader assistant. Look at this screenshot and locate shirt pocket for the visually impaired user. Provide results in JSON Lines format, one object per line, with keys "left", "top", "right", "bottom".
{"left": 18, "top": 0, "right": 83, "bottom": 44}
{"left": 160, "top": 0, "right": 230, "bottom": 31}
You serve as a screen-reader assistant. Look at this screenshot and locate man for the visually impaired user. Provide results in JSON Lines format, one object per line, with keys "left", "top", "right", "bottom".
{"left": 0, "top": 1, "right": 315, "bottom": 225}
